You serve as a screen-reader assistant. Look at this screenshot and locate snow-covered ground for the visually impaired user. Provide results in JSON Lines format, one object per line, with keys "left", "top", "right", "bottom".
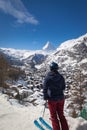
{"left": 0, "top": 93, "right": 87, "bottom": 130}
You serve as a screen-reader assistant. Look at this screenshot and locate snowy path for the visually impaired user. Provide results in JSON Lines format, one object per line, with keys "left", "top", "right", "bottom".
{"left": 0, "top": 94, "right": 87, "bottom": 130}
{"left": 0, "top": 94, "right": 50, "bottom": 130}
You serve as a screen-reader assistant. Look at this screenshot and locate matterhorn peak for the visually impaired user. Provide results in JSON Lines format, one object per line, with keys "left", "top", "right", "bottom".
{"left": 42, "top": 41, "right": 55, "bottom": 52}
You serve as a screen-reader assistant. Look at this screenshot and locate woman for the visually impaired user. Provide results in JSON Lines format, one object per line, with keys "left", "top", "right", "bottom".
{"left": 43, "top": 62, "right": 69, "bottom": 130}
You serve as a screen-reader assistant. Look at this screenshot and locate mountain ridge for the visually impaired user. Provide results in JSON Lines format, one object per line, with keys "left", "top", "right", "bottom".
{"left": 0, "top": 33, "right": 87, "bottom": 67}
{"left": 0, "top": 33, "right": 87, "bottom": 60}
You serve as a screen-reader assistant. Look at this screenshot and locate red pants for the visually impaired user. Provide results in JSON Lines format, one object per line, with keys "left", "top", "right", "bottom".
{"left": 48, "top": 99, "right": 69, "bottom": 130}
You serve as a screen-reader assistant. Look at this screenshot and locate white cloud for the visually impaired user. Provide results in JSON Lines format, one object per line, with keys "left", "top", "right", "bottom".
{"left": 0, "top": 0, "right": 39, "bottom": 25}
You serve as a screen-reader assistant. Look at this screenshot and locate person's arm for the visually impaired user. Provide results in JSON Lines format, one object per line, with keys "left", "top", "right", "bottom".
{"left": 43, "top": 77, "right": 49, "bottom": 100}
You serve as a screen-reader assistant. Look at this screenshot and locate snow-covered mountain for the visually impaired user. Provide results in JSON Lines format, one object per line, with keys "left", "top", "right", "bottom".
{"left": 0, "top": 34, "right": 87, "bottom": 69}
{"left": 0, "top": 34, "right": 87, "bottom": 68}
{"left": 0, "top": 41, "right": 56, "bottom": 66}
{"left": 0, "top": 48, "right": 47, "bottom": 66}
{"left": 43, "top": 33, "right": 87, "bottom": 65}
{"left": 57, "top": 33, "right": 87, "bottom": 51}
{"left": 0, "top": 41, "right": 55, "bottom": 61}
{"left": 42, "top": 41, "right": 56, "bottom": 52}
{"left": 0, "top": 48, "right": 46, "bottom": 60}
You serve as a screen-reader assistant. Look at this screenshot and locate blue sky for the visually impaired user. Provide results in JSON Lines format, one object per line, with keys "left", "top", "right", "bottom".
{"left": 0, "top": 0, "right": 87, "bottom": 50}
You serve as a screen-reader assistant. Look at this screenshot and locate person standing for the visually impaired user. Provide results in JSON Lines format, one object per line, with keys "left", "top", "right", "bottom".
{"left": 43, "top": 62, "right": 69, "bottom": 130}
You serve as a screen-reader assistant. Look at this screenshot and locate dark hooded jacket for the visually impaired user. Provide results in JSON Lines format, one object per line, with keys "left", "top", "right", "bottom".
{"left": 43, "top": 71, "right": 65, "bottom": 101}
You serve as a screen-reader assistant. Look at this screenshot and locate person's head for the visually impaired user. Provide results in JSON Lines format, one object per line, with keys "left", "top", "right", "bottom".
{"left": 49, "top": 62, "right": 59, "bottom": 71}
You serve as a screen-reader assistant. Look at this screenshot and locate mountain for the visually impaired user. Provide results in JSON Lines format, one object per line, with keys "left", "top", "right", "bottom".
{"left": 0, "top": 34, "right": 87, "bottom": 68}
{"left": 0, "top": 48, "right": 45, "bottom": 60}
{"left": 44, "top": 33, "right": 87, "bottom": 64}
{"left": 42, "top": 41, "right": 56, "bottom": 52}
{"left": 0, "top": 34, "right": 87, "bottom": 70}
{"left": 0, "top": 41, "right": 55, "bottom": 61}
{"left": 0, "top": 41, "right": 55, "bottom": 67}
{"left": 0, "top": 48, "right": 48, "bottom": 67}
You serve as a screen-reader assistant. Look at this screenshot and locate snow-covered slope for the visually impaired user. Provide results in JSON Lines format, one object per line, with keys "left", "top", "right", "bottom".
{"left": 0, "top": 94, "right": 87, "bottom": 130}
{"left": 57, "top": 33, "right": 87, "bottom": 50}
